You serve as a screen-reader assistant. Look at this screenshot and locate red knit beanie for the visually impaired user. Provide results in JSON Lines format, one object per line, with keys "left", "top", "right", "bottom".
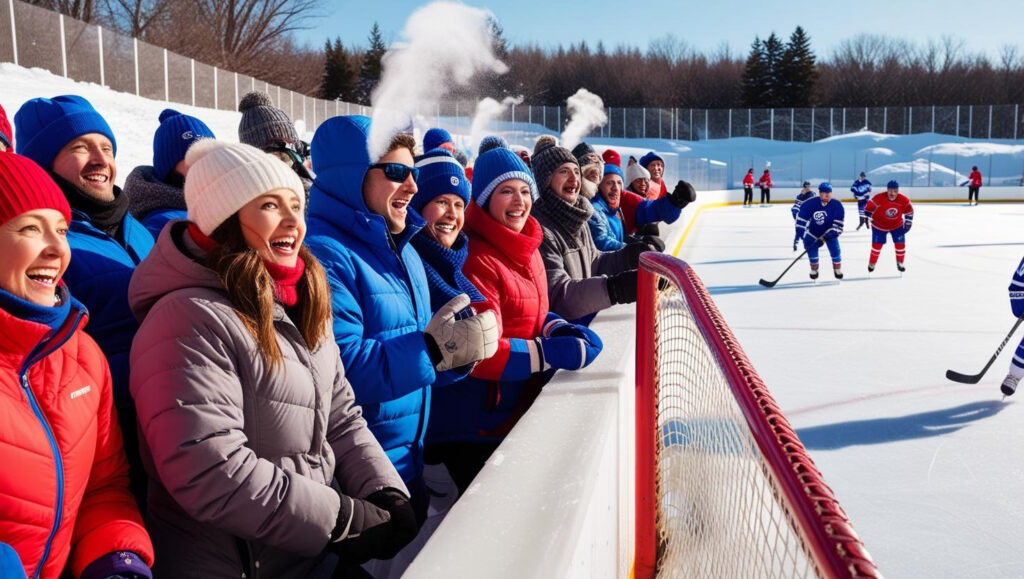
{"left": 601, "top": 148, "right": 621, "bottom": 167}
{"left": 0, "top": 103, "right": 12, "bottom": 151}
{"left": 0, "top": 153, "right": 72, "bottom": 226}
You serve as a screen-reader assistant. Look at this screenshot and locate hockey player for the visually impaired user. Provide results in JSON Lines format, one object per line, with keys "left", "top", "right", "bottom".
{"left": 756, "top": 168, "right": 772, "bottom": 206}
{"left": 742, "top": 168, "right": 754, "bottom": 206}
{"left": 791, "top": 181, "right": 816, "bottom": 251}
{"left": 795, "top": 182, "right": 844, "bottom": 280}
{"left": 865, "top": 180, "right": 914, "bottom": 273}
{"left": 1001, "top": 256, "right": 1024, "bottom": 395}
{"left": 967, "top": 166, "right": 982, "bottom": 206}
{"left": 850, "top": 172, "right": 872, "bottom": 230}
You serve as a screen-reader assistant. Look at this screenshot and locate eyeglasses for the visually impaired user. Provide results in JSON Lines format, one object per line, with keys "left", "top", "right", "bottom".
{"left": 263, "top": 140, "right": 308, "bottom": 166}
{"left": 370, "top": 162, "right": 419, "bottom": 183}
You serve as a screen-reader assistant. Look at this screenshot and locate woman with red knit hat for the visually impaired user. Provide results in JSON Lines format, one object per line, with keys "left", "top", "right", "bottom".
{"left": 0, "top": 153, "right": 153, "bottom": 579}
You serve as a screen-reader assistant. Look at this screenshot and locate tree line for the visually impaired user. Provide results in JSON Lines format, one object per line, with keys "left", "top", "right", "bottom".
{"left": 28, "top": 1, "right": 1024, "bottom": 109}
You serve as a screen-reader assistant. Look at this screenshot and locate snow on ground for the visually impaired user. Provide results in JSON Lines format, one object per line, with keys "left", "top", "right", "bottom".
{"left": 3, "top": 61, "right": 1024, "bottom": 576}
{"left": 676, "top": 202, "right": 1024, "bottom": 577}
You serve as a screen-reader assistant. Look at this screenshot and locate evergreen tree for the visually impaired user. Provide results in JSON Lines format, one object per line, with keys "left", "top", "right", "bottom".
{"left": 779, "top": 26, "right": 818, "bottom": 107}
{"left": 761, "top": 33, "right": 785, "bottom": 106}
{"left": 741, "top": 37, "right": 768, "bottom": 107}
{"left": 321, "top": 38, "right": 358, "bottom": 102}
{"left": 358, "top": 22, "right": 386, "bottom": 105}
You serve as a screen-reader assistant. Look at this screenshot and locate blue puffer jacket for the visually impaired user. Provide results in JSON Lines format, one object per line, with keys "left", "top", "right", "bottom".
{"left": 305, "top": 116, "right": 435, "bottom": 485}
{"left": 66, "top": 208, "right": 154, "bottom": 410}
{"left": 588, "top": 196, "right": 626, "bottom": 251}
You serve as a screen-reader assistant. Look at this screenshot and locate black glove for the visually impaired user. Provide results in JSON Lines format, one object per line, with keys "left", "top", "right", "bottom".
{"left": 668, "top": 180, "right": 697, "bottom": 208}
{"left": 816, "top": 239, "right": 824, "bottom": 247}
{"left": 330, "top": 487, "right": 417, "bottom": 563}
{"left": 607, "top": 270, "right": 638, "bottom": 305}
{"left": 635, "top": 222, "right": 661, "bottom": 237}
{"left": 626, "top": 234, "right": 665, "bottom": 253}
{"left": 623, "top": 242, "right": 647, "bottom": 268}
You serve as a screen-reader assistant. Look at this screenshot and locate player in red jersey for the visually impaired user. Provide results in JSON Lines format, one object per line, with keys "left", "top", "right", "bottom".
{"left": 864, "top": 180, "right": 914, "bottom": 273}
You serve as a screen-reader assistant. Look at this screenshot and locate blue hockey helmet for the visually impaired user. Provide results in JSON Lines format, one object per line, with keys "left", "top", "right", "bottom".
{"left": 818, "top": 182, "right": 832, "bottom": 193}
{"left": 887, "top": 180, "right": 899, "bottom": 190}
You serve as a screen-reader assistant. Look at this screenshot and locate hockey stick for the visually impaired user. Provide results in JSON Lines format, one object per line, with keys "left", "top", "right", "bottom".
{"left": 946, "top": 314, "right": 1024, "bottom": 384}
{"left": 759, "top": 235, "right": 825, "bottom": 288}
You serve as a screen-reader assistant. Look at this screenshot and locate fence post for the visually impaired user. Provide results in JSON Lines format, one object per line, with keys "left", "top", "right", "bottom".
{"left": 58, "top": 14, "right": 67, "bottom": 77}
{"left": 163, "top": 48, "right": 169, "bottom": 102}
{"left": 234, "top": 72, "right": 239, "bottom": 111}
{"left": 908, "top": 107, "right": 912, "bottom": 134}
{"left": 689, "top": 109, "right": 693, "bottom": 140}
{"left": 704, "top": 109, "right": 708, "bottom": 141}
{"left": 97, "top": 26, "right": 104, "bottom": 87}
{"left": 883, "top": 107, "right": 887, "bottom": 134}
{"left": 865, "top": 108, "right": 868, "bottom": 132}
{"left": 190, "top": 58, "right": 195, "bottom": 106}
{"left": 133, "top": 37, "right": 139, "bottom": 96}
{"left": 1015, "top": 104, "right": 1019, "bottom": 140}
{"left": 931, "top": 105, "right": 935, "bottom": 133}
{"left": 728, "top": 109, "right": 732, "bottom": 139}
{"left": 988, "top": 105, "right": 992, "bottom": 139}
{"left": 642, "top": 107, "right": 646, "bottom": 139}
{"left": 213, "top": 67, "right": 218, "bottom": 109}
{"left": 747, "top": 108, "right": 750, "bottom": 137}
{"left": 810, "top": 108, "right": 815, "bottom": 141}
{"left": 658, "top": 108, "right": 662, "bottom": 139}
{"left": 770, "top": 108, "right": 774, "bottom": 141}
{"left": 841, "top": 107, "right": 845, "bottom": 134}
{"left": 790, "top": 108, "right": 794, "bottom": 141}
{"left": 8, "top": 0, "right": 17, "bottom": 66}
{"left": 968, "top": 105, "right": 973, "bottom": 138}
{"left": 956, "top": 106, "right": 960, "bottom": 137}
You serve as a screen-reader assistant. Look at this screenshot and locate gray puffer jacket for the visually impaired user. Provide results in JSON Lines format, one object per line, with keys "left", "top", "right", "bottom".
{"left": 128, "top": 221, "right": 404, "bottom": 578}
{"left": 532, "top": 193, "right": 634, "bottom": 320}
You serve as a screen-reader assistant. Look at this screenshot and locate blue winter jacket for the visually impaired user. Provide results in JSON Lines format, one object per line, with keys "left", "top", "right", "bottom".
{"left": 588, "top": 196, "right": 626, "bottom": 251}
{"left": 305, "top": 116, "right": 436, "bottom": 484}
{"left": 139, "top": 208, "right": 186, "bottom": 239}
{"left": 66, "top": 207, "right": 154, "bottom": 410}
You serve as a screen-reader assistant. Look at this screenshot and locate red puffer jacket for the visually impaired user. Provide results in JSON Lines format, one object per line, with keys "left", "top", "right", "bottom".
{"left": 0, "top": 288, "right": 152, "bottom": 578}
{"left": 462, "top": 202, "right": 548, "bottom": 378}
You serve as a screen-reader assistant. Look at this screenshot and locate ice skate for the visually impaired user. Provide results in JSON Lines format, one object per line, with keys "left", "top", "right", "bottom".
{"left": 867, "top": 263, "right": 875, "bottom": 274}
{"left": 896, "top": 262, "right": 905, "bottom": 273}
{"left": 809, "top": 265, "right": 819, "bottom": 281}
{"left": 833, "top": 266, "right": 843, "bottom": 280}
{"left": 1001, "top": 374, "right": 1020, "bottom": 397}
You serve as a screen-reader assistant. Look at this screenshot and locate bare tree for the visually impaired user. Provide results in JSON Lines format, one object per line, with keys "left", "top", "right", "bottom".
{"left": 104, "top": 0, "right": 172, "bottom": 38}
{"left": 25, "top": 0, "right": 97, "bottom": 22}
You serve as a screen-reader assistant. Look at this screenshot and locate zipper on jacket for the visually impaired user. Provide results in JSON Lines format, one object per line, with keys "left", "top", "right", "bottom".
{"left": 18, "top": 308, "right": 85, "bottom": 579}
{"left": 22, "top": 374, "right": 65, "bottom": 579}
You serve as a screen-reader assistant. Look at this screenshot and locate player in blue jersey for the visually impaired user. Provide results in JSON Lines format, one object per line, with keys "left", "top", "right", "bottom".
{"left": 850, "top": 172, "right": 872, "bottom": 230}
{"left": 1001, "top": 256, "right": 1024, "bottom": 395}
{"left": 791, "top": 181, "right": 816, "bottom": 251}
{"left": 795, "top": 182, "right": 845, "bottom": 280}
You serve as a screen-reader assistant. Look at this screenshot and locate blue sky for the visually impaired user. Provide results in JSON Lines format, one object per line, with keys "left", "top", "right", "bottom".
{"left": 299, "top": 0, "right": 1022, "bottom": 61}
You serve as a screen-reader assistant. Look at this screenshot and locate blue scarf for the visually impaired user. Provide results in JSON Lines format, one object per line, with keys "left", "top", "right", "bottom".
{"left": 411, "top": 230, "right": 485, "bottom": 313}
{"left": 0, "top": 284, "right": 72, "bottom": 331}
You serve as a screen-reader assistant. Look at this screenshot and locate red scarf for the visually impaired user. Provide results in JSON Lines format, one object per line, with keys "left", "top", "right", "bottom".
{"left": 188, "top": 223, "right": 305, "bottom": 307}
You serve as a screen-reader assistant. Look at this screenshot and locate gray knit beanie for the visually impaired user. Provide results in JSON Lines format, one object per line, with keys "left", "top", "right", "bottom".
{"left": 238, "top": 91, "right": 298, "bottom": 147}
{"left": 531, "top": 141, "right": 578, "bottom": 192}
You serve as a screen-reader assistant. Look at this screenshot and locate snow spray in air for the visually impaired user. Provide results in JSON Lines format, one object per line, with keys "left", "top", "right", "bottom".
{"left": 368, "top": 1, "right": 508, "bottom": 161}
{"left": 561, "top": 88, "right": 607, "bottom": 151}
{"left": 469, "top": 96, "right": 523, "bottom": 152}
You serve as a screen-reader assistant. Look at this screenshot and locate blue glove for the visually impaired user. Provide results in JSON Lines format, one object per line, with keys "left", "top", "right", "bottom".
{"left": 80, "top": 552, "right": 152, "bottom": 579}
{"left": 904, "top": 221, "right": 912, "bottom": 233}
{"left": 536, "top": 332, "right": 603, "bottom": 371}
{"left": 1012, "top": 292, "right": 1024, "bottom": 318}
{"left": 824, "top": 230, "right": 839, "bottom": 241}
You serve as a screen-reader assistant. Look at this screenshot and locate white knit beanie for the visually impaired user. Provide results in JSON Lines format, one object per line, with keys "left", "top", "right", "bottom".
{"left": 184, "top": 139, "right": 304, "bottom": 235}
{"left": 624, "top": 161, "right": 651, "bottom": 188}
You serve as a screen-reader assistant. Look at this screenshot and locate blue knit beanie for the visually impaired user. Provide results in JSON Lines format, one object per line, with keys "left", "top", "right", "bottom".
{"left": 477, "top": 135, "right": 508, "bottom": 156}
{"left": 604, "top": 163, "right": 624, "bottom": 180}
{"left": 423, "top": 127, "right": 453, "bottom": 152}
{"left": 638, "top": 151, "right": 664, "bottom": 169}
{"left": 471, "top": 147, "right": 537, "bottom": 209}
{"left": 412, "top": 148, "right": 470, "bottom": 213}
{"left": 153, "top": 108, "right": 215, "bottom": 181}
{"left": 14, "top": 95, "right": 116, "bottom": 169}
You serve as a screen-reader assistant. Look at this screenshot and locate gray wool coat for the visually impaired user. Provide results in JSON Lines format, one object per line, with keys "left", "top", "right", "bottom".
{"left": 532, "top": 194, "right": 634, "bottom": 320}
{"left": 128, "top": 222, "right": 404, "bottom": 578}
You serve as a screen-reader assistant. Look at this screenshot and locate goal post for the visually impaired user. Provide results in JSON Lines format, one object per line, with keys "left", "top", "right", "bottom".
{"left": 635, "top": 252, "right": 880, "bottom": 578}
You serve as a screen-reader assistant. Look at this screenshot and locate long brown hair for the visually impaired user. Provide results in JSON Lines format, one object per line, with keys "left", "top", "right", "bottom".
{"left": 205, "top": 214, "right": 332, "bottom": 369}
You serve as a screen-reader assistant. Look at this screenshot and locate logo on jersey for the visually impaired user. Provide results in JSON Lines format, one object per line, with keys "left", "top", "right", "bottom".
{"left": 813, "top": 210, "right": 827, "bottom": 225}
{"left": 885, "top": 208, "right": 899, "bottom": 218}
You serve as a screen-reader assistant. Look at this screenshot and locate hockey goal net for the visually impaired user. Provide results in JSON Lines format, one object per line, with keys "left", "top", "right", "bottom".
{"left": 634, "top": 253, "right": 880, "bottom": 578}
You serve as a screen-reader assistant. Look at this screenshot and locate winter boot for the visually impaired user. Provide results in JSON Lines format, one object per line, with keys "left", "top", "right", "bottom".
{"left": 809, "top": 265, "right": 819, "bottom": 280}
{"left": 833, "top": 266, "right": 844, "bottom": 280}
{"left": 1001, "top": 374, "right": 1020, "bottom": 396}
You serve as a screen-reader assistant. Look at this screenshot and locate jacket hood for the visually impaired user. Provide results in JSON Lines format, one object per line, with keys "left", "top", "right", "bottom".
{"left": 128, "top": 220, "right": 223, "bottom": 322}
{"left": 124, "top": 165, "right": 187, "bottom": 220}
{"left": 308, "top": 115, "right": 373, "bottom": 217}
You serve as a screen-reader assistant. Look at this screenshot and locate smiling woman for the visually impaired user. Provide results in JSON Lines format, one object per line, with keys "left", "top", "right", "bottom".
{"left": 0, "top": 153, "right": 154, "bottom": 579}
{"left": 127, "top": 139, "right": 414, "bottom": 577}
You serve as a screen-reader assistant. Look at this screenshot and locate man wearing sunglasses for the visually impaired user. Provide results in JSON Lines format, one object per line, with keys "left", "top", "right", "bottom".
{"left": 305, "top": 116, "right": 498, "bottom": 540}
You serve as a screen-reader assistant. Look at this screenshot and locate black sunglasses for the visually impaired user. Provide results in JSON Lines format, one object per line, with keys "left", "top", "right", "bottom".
{"left": 263, "top": 141, "right": 308, "bottom": 165}
{"left": 370, "top": 162, "right": 419, "bottom": 183}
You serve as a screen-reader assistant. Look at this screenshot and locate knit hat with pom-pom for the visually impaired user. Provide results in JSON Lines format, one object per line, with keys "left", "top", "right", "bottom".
{"left": 237, "top": 91, "right": 298, "bottom": 148}
{"left": 601, "top": 148, "right": 620, "bottom": 167}
{"left": 152, "top": 108, "right": 215, "bottom": 181}
{"left": 0, "top": 153, "right": 72, "bottom": 226}
{"left": 184, "top": 139, "right": 304, "bottom": 235}
{"left": 0, "top": 103, "right": 12, "bottom": 150}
